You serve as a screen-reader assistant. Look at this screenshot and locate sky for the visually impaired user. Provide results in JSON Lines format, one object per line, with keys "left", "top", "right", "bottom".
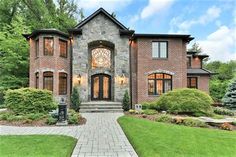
{"left": 76, "top": 0, "right": 236, "bottom": 62}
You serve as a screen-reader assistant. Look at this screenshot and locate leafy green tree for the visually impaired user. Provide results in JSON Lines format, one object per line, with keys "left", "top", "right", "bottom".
{"left": 188, "top": 42, "right": 202, "bottom": 53}
{"left": 0, "top": 16, "right": 30, "bottom": 90}
{"left": 71, "top": 87, "right": 81, "bottom": 111}
{"left": 222, "top": 79, "right": 236, "bottom": 109}
{"left": 209, "top": 80, "right": 230, "bottom": 102}
{"left": 122, "top": 90, "right": 130, "bottom": 111}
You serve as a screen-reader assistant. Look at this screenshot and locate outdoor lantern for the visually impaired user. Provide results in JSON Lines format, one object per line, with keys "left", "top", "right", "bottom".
{"left": 120, "top": 74, "right": 125, "bottom": 85}
{"left": 77, "top": 74, "right": 81, "bottom": 85}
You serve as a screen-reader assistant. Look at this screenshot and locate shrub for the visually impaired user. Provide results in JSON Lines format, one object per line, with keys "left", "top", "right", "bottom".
{"left": 232, "top": 121, "right": 236, "bottom": 126}
{"left": 155, "top": 88, "right": 214, "bottom": 116}
{"left": 182, "top": 118, "right": 207, "bottom": 128}
{"left": 155, "top": 115, "right": 172, "bottom": 123}
{"left": 143, "top": 109, "right": 157, "bottom": 115}
{"left": 141, "top": 102, "right": 157, "bottom": 110}
{"left": 122, "top": 90, "right": 130, "bottom": 111}
{"left": 220, "top": 122, "right": 233, "bottom": 131}
{"left": 26, "top": 113, "right": 45, "bottom": 120}
{"left": 68, "top": 109, "right": 80, "bottom": 124}
{"left": 222, "top": 79, "right": 236, "bottom": 110}
{"left": 4, "top": 88, "right": 57, "bottom": 114}
{"left": 172, "top": 117, "right": 184, "bottom": 124}
{"left": 213, "top": 107, "right": 235, "bottom": 116}
{"left": 128, "top": 109, "right": 135, "bottom": 114}
{"left": 46, "top": 116, "right": 57, "bottom": 125}
{"left": 71, "top": 87, "right": 81, "bottom": 111}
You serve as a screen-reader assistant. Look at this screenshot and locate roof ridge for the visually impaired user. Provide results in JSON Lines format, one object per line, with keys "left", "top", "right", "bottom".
{"left": 74, "top": 7, "right": 128, "bottom": 30}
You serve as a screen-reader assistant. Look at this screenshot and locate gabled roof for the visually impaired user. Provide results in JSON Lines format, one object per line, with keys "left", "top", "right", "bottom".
{"left": 75, "top": 8, "right": 128, "bottom": 30}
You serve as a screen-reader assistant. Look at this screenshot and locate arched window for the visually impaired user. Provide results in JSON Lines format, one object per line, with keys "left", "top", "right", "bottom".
{"left": 43, "top": 72, "right": 53, "bottom": 91}
{"left": 35, "top": 72, "right": 39, "bottom": 88}
{"left": 148, "top": 73, "right": 172, "bottom": 95}
{"left": 59, "top": 73, "right": 67, "bottom": 95}
{"left": 91, "top": 48, "right": 111, "bottom": 69}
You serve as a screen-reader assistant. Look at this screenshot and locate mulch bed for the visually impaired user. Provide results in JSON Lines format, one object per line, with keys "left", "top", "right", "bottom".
{"left": 0, "top": 117, "right": 86, "bottom": 127}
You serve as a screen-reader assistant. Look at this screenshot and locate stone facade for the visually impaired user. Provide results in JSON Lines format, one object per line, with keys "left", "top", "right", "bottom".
{"left": 72, "top": 13, "right": 130, "bottom": 102}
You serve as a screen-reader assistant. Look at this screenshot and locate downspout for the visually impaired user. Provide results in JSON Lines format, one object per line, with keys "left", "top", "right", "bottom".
{"left": 129, "top": 39, "right": 133, "bottom": 109}
{"left": 69, "top": 36, "right": 73, "bottom": 104}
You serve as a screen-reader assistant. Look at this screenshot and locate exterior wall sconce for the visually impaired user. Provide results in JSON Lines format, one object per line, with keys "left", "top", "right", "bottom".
{"left": 77, "top": 74, "right": 81, "bottom": 85}
{"left": 120, "top": 74, "right": 125, "bottom": 85}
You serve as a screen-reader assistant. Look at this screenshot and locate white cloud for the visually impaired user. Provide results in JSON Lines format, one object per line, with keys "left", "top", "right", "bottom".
{"left": 197, "top": 26, "right": 236, "bottom": 62}
{"left": 76, "top": 0, "right": 133, "bottom": 13}
{"left": 141, "top": 0, "right": 175, "bottom": 19}
{"left": 169, "top": 6, "right": 221, "bottom": 33}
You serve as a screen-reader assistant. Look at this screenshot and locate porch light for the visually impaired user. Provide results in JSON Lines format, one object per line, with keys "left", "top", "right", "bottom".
{"left": 77, "top": 74, "right": 81, "bottom": 85}
{"left": 120, "top": 74, "right": 125, "bottom": 85}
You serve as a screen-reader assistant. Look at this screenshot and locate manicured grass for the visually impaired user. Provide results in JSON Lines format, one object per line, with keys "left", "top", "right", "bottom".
{"left": 0, "top": 135, "right": 77, "bottom": 157}
{"left": 118, "top": 116, "right": 236, "bottom": 157}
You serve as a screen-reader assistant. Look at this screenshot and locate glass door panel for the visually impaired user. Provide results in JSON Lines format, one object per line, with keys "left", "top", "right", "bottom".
{"left": 93, "top": 76, "right": 99, "bottom": 99}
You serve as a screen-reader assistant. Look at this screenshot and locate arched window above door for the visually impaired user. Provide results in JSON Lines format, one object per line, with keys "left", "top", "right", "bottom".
{"left": 91, "top": 48, "right": 111, "bottom": 69}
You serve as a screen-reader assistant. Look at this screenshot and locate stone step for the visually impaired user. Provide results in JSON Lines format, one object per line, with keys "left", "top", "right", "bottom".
{"left": 80, "top": 105, "right": 122, "bottom": 109}
{"left": 81, "top": 101, "right": 122, "bottom": 106}
{"left": 80, "top": 108, "right": 123, "bottom": 113}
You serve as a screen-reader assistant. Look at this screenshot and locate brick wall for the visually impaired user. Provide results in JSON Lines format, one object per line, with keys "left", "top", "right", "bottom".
{"left": 197, "top": 75, "right": 209, "bottom": 93}
{"left": 131, "top": 38, "right": 188, "bottom": 104}
{"left": 29, "top": 35, "right": 71, "bottom": 102}
{"left": 191, "top": 56, "right": 202, "bottom": 68}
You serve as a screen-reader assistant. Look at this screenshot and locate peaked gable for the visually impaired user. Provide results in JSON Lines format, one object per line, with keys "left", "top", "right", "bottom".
{"left": 75, "top": 8, "right": 128, "bottom": 30}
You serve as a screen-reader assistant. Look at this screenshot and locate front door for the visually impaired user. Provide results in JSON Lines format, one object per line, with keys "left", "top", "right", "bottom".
{"left": 91, "top": 74, "right": 111, "bottom": 100}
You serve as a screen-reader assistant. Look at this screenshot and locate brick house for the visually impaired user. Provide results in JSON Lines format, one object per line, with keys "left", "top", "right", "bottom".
{"left": 23, "top": 8, "right": 213, "bottom": 111}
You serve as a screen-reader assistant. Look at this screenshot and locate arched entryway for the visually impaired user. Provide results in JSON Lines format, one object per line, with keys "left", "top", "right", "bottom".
{"left": 91, "top": 74, "right": 111, "bottom": 100}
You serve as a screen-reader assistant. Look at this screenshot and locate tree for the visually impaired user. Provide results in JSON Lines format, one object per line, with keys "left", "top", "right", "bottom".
{"left": 188, "top": 42, "right": 202, "bottom": 53}
{"left": 122, "top": 90, "right": 130, "bottom": 111}
{"left": 222, "top": 79, "right": 236, "bottom": 109}
{"left": 71, "top": 87, "right": 81, "bottom": 111}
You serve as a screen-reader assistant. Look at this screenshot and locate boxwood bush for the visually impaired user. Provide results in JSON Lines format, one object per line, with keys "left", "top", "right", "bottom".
{"left": 155, "top": 88, "right": 214, "bottom": 116}
{"left": 4, "top": 88, "right": 57, "bottom": 114}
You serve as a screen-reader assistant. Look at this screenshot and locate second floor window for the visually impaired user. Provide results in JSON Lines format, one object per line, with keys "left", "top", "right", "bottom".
{"left": 152, "top": 41, "right": 168, "bottom": 58}
{"left": 43, "top": 72, "right": 53, "bottom": 91}
{"left": 59, "top": 39, "right": 67, "bottom": 58}
{"left": 35, "top": 39, "right": 39, "bottom": 57}
{"left": 187, "top": 56, "right": 191, "bottom": 68}
{"left": 187, "top": 77, "right": 198, "bottom": 88}
{"left": 44, "top": 37, "right": 54, "bottom": 56}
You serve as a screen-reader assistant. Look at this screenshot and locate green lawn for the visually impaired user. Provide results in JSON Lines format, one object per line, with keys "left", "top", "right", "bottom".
{"left": 118, "top": 116, "right": 236, "bottom": 157}
{"left": 0, "top": 135, "right": 77, "bottom": 157}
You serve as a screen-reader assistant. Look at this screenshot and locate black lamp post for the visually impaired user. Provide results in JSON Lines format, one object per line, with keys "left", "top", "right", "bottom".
{"left": 56, "top": 98, "right": 68, "bottom": 125}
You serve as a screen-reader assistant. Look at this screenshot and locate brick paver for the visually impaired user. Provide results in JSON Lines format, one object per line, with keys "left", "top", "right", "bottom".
{"left": 71, "top": 113, "right": 138, "bottom": 157}
{"left": 0, "top": 113, "right": 138, "bottom": 157}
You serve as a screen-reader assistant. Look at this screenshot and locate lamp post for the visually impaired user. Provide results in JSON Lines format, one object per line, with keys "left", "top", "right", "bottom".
{"left": 56, "top": 98, "right": 68, "bottom": 125}
{"left": 77, "top": 74, "right": 81, "bottom": 85}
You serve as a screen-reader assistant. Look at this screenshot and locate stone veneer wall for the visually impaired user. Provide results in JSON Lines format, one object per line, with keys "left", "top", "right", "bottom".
{"left": 72, "top": 13, "right": 130, "bottom": 102}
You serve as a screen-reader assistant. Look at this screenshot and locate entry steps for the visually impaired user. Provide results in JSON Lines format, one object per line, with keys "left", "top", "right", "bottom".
{"left": 80, "top": 101, "right": 123, "bottom": 112}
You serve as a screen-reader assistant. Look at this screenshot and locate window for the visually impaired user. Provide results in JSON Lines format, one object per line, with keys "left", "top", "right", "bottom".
{"left": 152, "top": 41, "right": 168, "bottom": 58}
{"left": 187, "top": 56, "right": 191, "bottom": 68}
{"left": 59, "top": 39, "right": 67, "bottom": 57}
{"left": 44, "top": 37, "right": 53, "bottom": 56}
{"left": 35, "top": 39, "right": 39, "bottom": 57}
{"left": 35, "top": 72, "right": 39, "bottom": 88}
{"left": 148, "top": 73, "right": 172, "bottom": 95}
{"left": 91, "top": 48, "right": 111, "bottom": 69}
{"left": 187, "top": 77, "right": 198, "bottom": 88}
{"left": 43, "top": 72, "right": 53, "bottom": 91}
{"left": 59, "top": 73, "right": 67, "bottom": 95}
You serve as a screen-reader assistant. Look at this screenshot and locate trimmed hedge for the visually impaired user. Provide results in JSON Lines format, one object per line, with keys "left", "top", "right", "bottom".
{"left": 4, "top": 88, "right": 57, "bottom": 114}
{"left": 155, "top": 88, "right": 214, "bottom": 116}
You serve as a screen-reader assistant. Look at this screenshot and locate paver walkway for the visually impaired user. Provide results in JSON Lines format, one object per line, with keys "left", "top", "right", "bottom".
{"left": 72, "top": 113, "right": 138, "bottom": 157}
{"left": 0, "top": 113, "right": 138, "bottom": 157}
